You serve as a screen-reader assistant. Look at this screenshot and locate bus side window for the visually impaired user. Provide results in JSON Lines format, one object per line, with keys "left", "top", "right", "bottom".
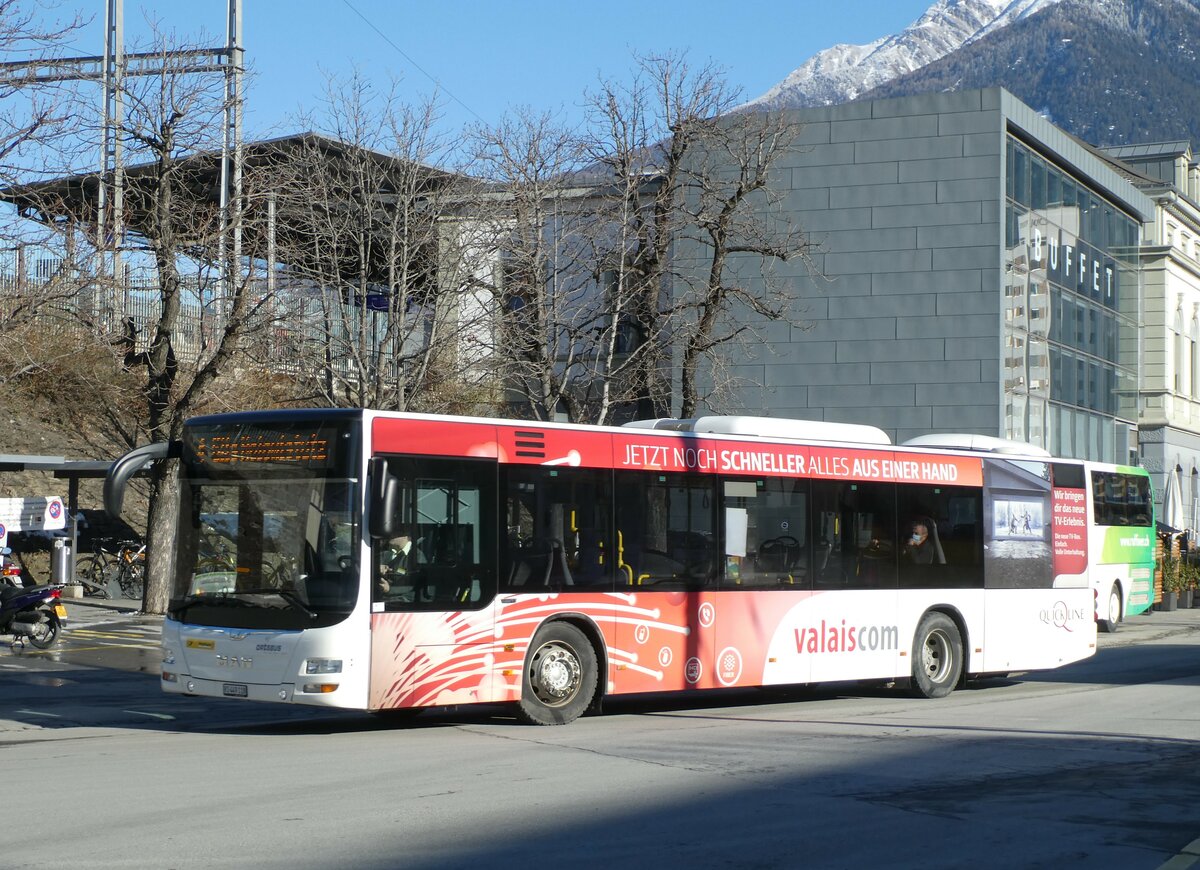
{"left": 373, "top": 457, "right": 496, "bottom": 610}
{"left": 811, "top": 480, "right": 896, "bottom": 590}
{"left": 502, "top": 467, "right": 613, "bottom": 593}
{"left": 614, "top": 471, "right": 716, "bottom": 590}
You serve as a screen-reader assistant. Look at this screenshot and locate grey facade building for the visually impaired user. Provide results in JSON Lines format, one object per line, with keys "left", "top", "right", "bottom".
{"left": 697, "top": 87, "right": 1154, "bottom": 465}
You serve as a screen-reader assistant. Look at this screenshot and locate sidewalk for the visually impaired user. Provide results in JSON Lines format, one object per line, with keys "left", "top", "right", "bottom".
{"left": 61, "top": 590, "right": 159, "bottom": 625}
{"left": 1097, "top": 601, "right": 1200, "bottom": 648}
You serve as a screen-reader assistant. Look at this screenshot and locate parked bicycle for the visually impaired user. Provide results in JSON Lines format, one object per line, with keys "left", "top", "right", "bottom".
{"left": 74, "top": 536, "right": 118, "bottom": 599}
{"left": 113, "top": 541, "right": 146, "bottom": 599}
{"left": 74, "top": 537, "right": 146, "bottom": 599}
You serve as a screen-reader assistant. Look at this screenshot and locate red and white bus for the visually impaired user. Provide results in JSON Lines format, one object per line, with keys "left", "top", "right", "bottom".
{"left": 106, "top": 410, "right": 1109, "bottom": 725}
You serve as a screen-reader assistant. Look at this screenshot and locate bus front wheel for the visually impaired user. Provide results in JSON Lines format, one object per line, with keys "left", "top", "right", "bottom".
{"left": 1098, "top": 583, "right": 1122, "bottom": 633}
{"left": 911, "top": 612, "right": 962, "bottom": 699}
{"left": 517, "top": 622, "right": 597, "bottom": 726}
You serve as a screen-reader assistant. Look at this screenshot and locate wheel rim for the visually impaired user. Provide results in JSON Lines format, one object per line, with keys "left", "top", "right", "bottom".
{"left": 1108, "top": 589, "right": 1121, "bottom": 624}
{"left": 921, "top": 628, "right": 953, "bottom": 684}
{"left": 29, "top": 618, "right": 55, "bottom": 646}
{"left": 529, "top": 641, "right": 583, "bottom": 708}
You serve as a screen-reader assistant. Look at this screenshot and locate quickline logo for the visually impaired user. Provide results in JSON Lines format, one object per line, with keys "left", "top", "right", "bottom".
{"left": 794, "top": 619, "right": 900, "bottom": 654}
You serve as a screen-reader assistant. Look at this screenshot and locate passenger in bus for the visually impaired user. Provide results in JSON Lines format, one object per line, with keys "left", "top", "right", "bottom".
{"left": 902, "top": 520, "right": 943, "bottom": 566}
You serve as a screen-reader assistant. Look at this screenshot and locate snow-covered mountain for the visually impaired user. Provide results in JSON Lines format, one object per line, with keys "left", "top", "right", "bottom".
{"left": 747, "top": 0, "right": 1066, "bottom": 110}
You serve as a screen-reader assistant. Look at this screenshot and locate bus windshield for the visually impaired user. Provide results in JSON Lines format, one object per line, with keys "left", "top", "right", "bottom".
{"left": 173, "top": 476, "right": 359, "bottom": 629}
{"left": 171, "top": 414, "right": 361, "bottom": 629}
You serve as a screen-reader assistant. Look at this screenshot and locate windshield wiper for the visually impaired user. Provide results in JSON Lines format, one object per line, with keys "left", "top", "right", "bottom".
{"left": 173, "top": 592, "right": 263, "bottom": 620}
{"left": 233, "top": 587, "right": 320, "bottom": 620}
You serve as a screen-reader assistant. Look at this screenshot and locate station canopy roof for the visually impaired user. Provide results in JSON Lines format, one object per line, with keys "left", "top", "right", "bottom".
{"left": 0, "top": 132, "right": 467, "bottom": 287}
{"left": 0, "top": 454, "right": 112, "bottom": 478}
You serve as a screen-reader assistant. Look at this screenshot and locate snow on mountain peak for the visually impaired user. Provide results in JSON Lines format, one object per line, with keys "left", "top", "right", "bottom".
{"left": 746, "top": 0, "right": 1066, "bottom": 110}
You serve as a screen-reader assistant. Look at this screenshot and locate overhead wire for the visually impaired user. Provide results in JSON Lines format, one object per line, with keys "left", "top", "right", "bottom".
{"left": 339, "top": 0, "right": 485, "bottom": 124}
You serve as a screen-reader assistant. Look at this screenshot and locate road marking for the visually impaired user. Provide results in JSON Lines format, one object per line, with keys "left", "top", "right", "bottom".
{"left": 9, "top": 644, "right": 152, "bottom": 655}
{"left": 1156, "top": 837, "right": 1200, "bottom": 870}
{"left": 15, "top": 709, "right": 61, "bottom": 719}
{"left": 68, "top": 630, "right": 157, "bottom": 641}
{"left": 122, "top": 710, "right": 174, "bottom": 721}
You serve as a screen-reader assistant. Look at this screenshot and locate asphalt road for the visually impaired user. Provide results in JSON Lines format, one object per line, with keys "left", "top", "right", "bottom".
{"left": 1, "top": 600, "right": 1198, "bottom": 870}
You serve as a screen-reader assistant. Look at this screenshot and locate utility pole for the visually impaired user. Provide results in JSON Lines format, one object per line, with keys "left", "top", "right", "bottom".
{"left": 99, "top": 0, "right": 123, "bottom": 325}
{"left": 0, "top": 0, "right": 245, "bottom": 329}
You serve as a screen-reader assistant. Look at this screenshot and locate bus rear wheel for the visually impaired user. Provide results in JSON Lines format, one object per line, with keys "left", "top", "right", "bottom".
{"left": 517, "top": 622, "right": 597, "bottom": 726}
{"left": 1098, "top": 583, "right": 1122, "bottom": 633}
{"left": 911, "top": 612, "right": 962, "bottom": 699}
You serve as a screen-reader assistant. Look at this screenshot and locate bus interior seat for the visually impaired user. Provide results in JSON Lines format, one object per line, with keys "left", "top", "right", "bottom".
{"left": 507, "top": 542, "right": 551, "bottom": 588}
{"left": 635, "top": 549, "right": 685, "bottom": 585}
{"left": 507, "top": 538, "right": 574, "bottom": 588}
{"left": 573, "top": 528, "right": 606, "bottom": 584}
{"left": 922, "top": 516, "right": 946, "bottom": 565}
{"left": 546, "top": 539, "right": 574, "bottom": 587}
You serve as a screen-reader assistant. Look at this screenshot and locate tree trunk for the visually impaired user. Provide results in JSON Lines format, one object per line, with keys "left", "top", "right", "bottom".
{"left": 142, "top": 458, "right": 179, "bottom": 615}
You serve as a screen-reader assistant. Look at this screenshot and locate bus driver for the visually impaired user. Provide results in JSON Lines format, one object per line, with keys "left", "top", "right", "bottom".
{"left": 377, "top": 526, "right": 415, "bottom": 595}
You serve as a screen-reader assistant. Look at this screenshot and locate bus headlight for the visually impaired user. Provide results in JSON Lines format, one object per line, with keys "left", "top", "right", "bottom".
{"left": 305, "top": 658, "right": 343, "bottom": 675}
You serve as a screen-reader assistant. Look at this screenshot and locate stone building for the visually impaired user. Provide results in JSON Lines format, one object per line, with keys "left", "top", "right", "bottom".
{"left": 691, "top": 87, "right": 1153, "bottom": 467}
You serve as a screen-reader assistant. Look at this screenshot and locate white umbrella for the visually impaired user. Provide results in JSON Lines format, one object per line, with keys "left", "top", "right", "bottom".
{"left": 1163, "top": 464, "right": 1185, "bottom": 532}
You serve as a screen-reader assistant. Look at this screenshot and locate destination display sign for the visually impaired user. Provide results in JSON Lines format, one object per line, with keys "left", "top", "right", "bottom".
{"left": 191, "top": 431, "right": 332, "bottom": 466}
{"left": 184, "top": 420, "right": 356, "bottom": 478}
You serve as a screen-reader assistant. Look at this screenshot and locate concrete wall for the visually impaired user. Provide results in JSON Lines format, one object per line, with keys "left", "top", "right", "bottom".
{"left": 698, "top": 89, "right": 1007, "bottom": 444}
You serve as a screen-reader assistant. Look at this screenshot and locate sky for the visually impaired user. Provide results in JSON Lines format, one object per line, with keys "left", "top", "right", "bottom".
{"left": 32, "top": 0, "right": 939, "bottom": 139}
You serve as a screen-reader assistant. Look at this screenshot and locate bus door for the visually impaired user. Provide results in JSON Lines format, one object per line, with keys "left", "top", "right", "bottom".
{"left": 806, "top": 480, "right": 900, "bottom": 683}
{"left": 612, "top": 470, "right": 719, "bottom": 692}
{"left": 722, "top": 476, "right": 813, "bottom": 689}
{"left": 367, "top": 456, "right": 497, "bottom": 711}
{"left": 500, "top": 465, "right": 617, "bottom": 683}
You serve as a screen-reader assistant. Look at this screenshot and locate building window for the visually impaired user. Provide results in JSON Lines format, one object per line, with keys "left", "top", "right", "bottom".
{"left": 1192, "top": 317, "right": 1199, "bottom": 400}
{"left": 1176, "top": 330, "right": 1185, "bottom": 394}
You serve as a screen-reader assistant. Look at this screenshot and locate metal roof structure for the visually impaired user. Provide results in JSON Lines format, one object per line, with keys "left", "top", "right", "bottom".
{"left": 0, "top": 132, "right": 462, "bottom": 287}
{"left": 1104, "top": 141, "right": 1193, "bottom": 160}
{"left": 0, "top": 454, "right": 125, "bottom": 532}
{"left": 0, "top": 454, "right": 112, "bottom": 478}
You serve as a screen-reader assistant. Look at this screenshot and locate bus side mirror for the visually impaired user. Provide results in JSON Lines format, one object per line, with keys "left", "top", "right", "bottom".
{"left": 368, "top": 457, "right": 399, "bottom": 540}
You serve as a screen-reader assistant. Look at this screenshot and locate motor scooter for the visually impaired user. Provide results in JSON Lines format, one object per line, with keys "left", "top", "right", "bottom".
{"left": 0, "top": 547, "right": 67, "bottom": 649}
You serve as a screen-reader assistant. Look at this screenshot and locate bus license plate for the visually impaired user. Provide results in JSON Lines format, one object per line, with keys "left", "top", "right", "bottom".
{"left": 222, "top": 683, "right": 248, "bottom": 698}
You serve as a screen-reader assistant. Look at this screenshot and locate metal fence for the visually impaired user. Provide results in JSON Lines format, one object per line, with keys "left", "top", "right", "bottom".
{"left": 0, "top": 259, "right": 416, "bottom": 384}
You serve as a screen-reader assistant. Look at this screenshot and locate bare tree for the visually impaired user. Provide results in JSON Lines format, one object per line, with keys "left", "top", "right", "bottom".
{"left": 273, "top": 72, "right": 495, "bottom": 414}
{"left": 469, "top": 107, "right": 624, "bottom": 423}
{"left": 474, "top": 54, "right": 814, "bottom": 427}
{"left": 0, "top": 0, "right": 86, "bottom": 186}
{"left": 70, "top": 32, "right": 272, "bottom": 614}
{"left": 587, "top": 52, "right": 816, "bottom": 420}
{"left": 0, "top": 1, "right": 95, "bottom": 371}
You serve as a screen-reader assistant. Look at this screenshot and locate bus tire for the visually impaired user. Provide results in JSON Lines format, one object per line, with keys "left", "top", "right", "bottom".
{"left": 516, "top": 622, "right": 597, "bottom": 726}
{"left": 911, "top": 612, "right": 962, "bottom": 699}
{"left": 1098, "top": 583, "right": 1122, "bottom": 633}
